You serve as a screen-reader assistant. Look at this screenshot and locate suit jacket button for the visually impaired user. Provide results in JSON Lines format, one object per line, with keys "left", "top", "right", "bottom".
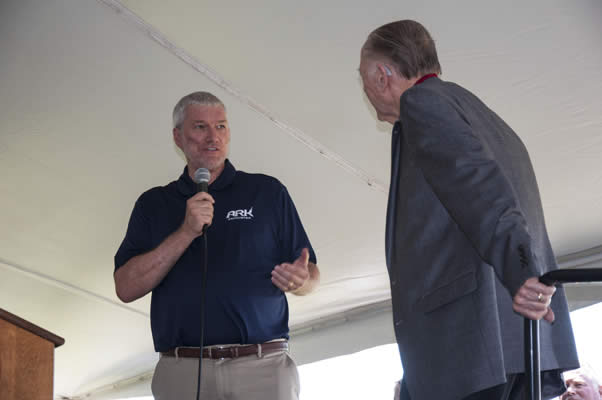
{"left": 391, "top": 280, "right": 397, "bottom": 286}
{"left": 395, "top": 319, "right": 403, "bottom": 326}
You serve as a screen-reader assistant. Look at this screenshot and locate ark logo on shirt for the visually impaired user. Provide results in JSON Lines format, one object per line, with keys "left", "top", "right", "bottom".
{"left": 226, "top": 207, "right": 254, "bottom": 221}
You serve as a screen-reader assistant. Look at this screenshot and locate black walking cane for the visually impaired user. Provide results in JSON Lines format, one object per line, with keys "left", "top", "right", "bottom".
{"left": 525, "top": 268, "right": 602, "bottom": 400}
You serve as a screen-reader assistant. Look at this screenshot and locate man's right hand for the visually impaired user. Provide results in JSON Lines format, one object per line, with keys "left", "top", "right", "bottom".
{"left": 181, "top": 192, "right": 215, "bottom": 237}
{"left": 115, "top": 192, "right": 215, "bottom": 303}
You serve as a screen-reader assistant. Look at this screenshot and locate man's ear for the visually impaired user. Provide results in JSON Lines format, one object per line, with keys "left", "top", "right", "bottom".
{"left": 173, "top": 127, "right": 182, "bottom": 149}
{"left": 376, "top": 64, "right": 390, "bottom": 90}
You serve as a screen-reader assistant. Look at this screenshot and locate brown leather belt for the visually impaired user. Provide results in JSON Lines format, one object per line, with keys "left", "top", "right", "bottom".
{"left": 161, "top": 341, "right": 288, "bottom": 360}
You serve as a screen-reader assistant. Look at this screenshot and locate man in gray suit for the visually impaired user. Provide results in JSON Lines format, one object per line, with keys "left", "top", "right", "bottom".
{"left": 358, "top": 20, "right": 580, "bottom": 400}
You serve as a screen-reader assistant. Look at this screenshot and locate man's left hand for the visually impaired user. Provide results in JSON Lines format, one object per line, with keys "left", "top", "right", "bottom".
{"left": 271, "top": 248, "right": 310, "bottom": 293}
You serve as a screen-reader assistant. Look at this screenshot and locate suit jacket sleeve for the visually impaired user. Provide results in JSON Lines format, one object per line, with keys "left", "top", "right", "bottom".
{"left": 401, "top": 86, "right": 540, "bottom": 297}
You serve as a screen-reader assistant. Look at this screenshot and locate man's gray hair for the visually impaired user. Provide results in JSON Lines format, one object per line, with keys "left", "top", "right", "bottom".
{"left": 564, "top": 367, "right": 601, "bottom": 392}
{"left": 172, "top": 91, "right": 226, "bottom": 129}
{"left": 363, "top": 20, "right": 442, "bottom": 79}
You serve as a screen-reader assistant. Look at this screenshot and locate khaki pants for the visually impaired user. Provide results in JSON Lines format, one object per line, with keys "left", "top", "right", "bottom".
{"left": 151, "top": 349, "right": 300, "bottom": 400}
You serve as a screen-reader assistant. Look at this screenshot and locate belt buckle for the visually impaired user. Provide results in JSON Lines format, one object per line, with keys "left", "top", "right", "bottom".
{"left": 208, "top": 344, "right": 245, "bottom": 359}
{"left": 214, "top": 345, "right": 229, "bottom": 360}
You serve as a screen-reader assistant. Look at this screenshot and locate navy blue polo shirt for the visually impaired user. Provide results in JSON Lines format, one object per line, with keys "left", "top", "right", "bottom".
{"left": 115, "top": 160, "right": 317, "bottom": 351}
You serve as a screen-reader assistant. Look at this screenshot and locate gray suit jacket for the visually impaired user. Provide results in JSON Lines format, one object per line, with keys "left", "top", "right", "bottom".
{"left": 385, "top": 77, "right": 579, "bottom": 400}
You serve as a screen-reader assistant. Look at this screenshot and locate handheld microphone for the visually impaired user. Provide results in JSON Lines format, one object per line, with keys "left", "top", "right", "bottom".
{"left": 192, "top": 168, "right": 211, "bottom": 235}
{"left": 193, "top": 168, "right": 210, "bottom": 193}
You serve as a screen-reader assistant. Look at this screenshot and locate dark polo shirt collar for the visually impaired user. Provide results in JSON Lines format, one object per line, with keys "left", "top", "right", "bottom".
{"left": 176, "top": 159, "right": 237, "bottom": 196}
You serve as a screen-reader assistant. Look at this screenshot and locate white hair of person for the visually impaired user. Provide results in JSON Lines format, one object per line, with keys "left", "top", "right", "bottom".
{"left": 564, "top": 367, "right": 601, "bottom": 395}
{"left": 172, "top": 91, "right": 226, "bottom": 129}
{"left": 393, "top": 380, "right": 401, "bottom": 400}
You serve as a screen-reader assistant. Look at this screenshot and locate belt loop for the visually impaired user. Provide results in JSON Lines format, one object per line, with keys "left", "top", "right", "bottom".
{"left": 257, "top": 343, "right": 262, "bottom": 358}
{"left": 207, "top": 347, "right": 212, "bottom": 359}
{"left": 234, "top": 347, "right": 239, "bottom": 358}
{"left": 174, "top": 347, "right": 180, "bottom": 360}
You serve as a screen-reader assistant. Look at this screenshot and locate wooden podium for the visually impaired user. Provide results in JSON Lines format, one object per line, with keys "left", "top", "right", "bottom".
{"left": 0, "top": 308, "right": 65, "bottom": 400}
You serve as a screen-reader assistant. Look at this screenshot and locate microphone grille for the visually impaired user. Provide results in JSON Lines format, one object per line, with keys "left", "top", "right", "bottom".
{"left": 193, "top": 168, "right": 210, "bottom": 184}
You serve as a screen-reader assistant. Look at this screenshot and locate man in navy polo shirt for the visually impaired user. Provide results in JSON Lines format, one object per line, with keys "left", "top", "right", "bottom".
{"left": 114, "top": 91, "right": 319, "bottom": 400}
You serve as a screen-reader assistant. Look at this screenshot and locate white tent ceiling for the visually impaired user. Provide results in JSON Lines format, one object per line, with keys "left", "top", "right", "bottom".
{"left": 1, "top": 0, "right": 601, "bottom": 398}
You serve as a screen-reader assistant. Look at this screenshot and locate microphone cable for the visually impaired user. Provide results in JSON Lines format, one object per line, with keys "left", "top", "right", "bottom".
{"left": 195, "top": 233, "right": 208, "bottom": 400}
